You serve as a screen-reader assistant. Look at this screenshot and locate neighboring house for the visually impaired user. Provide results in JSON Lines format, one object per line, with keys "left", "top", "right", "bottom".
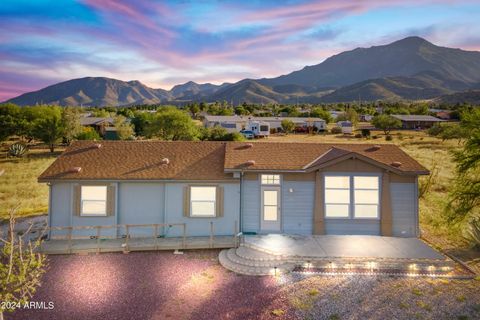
{"left": 435, "top": 111, "right": 453, "bottom": 120}
{"left": 203, "top": 115, "right": 327, "bottom": 133}
{"left": 39, "top": 141, "right": 428, "bottom": 239}
{"left": 391, "top": 115, "right": 444, "bottom": 129}
{"left": 80, "top": 117, "right": 115, "bottom": 136}
{"left": 360, "top": 114, "right": 374, "bottom": 122}
{"left": 337, "top": 121, "right": 353, "bottom": 134}
{"left": 104, "top": 127, "right": 119, "bottom": 140}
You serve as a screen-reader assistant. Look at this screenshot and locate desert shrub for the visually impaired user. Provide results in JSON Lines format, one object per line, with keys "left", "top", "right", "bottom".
{"left": 331, "top": 127, "right": 342, "bottom": 134}
{"left": 361, "top": 129, "right": 370, "bottom": 137}
{"left": 464, "top": 217, "right": 480, "bottom": 248}
{"left": 385, "top": 135, "right": 393, "bottom": 141}
{"left": 372, "top": 135, "right": 379, "bottom": 139}
{"left": 76, "top": 127, "right": 101, "bottom": 140}
{"left": 354, "top": 133, "right": 362, "bottom": 138}
{"left": 8, "top": 142, "right": 28, "bottom": 157}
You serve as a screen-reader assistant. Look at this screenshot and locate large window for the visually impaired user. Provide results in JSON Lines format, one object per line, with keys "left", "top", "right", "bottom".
{"left": 324, "top": 175, "right": 380, "bottom": 219}
{"left": 261, "top": 174, "right": 280, "bottom": 185}
{"left": 81, "top": 186, "right": 107, "bottom": 216}
{"left": 325, "top": 176, "right": 350, "bottom": 218}
{"left": 190, "top": 186, "right": 216, "bottom": 217}
{"left": 354, "top": 176, "right": 379, "bottom": 218}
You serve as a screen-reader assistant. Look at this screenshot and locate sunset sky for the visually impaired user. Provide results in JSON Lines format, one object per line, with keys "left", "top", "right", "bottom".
{"left": 1, "top": 0, "right": 479, "bottom": 101}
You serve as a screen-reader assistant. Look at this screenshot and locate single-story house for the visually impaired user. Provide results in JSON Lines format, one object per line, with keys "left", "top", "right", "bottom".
{"left": 203, "top": 115, "right": 327, "bottom": 133}
{"left": 391, "top": 115, "right": 444, "bottom": 129}
{"left": 337, "top": 121, "right": 353, "bottom": 134}
{"left": 39, "top": 141, "right": 428, "bottom": 239}
{"left": 80, "top": 117, "right": 114, "bottom": 136}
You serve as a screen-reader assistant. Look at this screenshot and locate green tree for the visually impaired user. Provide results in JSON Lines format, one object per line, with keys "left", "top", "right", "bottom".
{"left": 199, "top": 126, "right": 245, "bottom": 141}
{"left": 61, "top": 107, "right": 82, "bottom": 144}
{"left": 281, "top": 119, "right": 295, "bottom": 135}
{"left": 371, "top": 114, "right": 402, "bottom": 135}
{"left": 32, "top": 106, "right": 65, "bottom": 152}
{"left": 0, "top": 104, "right": 24, "bottom": 142}
{"left": 447, "top": 109, "right": 480, "bottom": 225}
{"left": 0, "top": 209, "right": 47, "bottom": 320}
{"left": 113, "top": 115, "right": 134, "bottom": 140}
{"left": 338, "top": 109, "right": 358, "bottom": 125}
{"left": 131, "top": 111, "right": 154, "bottom": 137}
{"left": 146, "top": 107, "right": 198, "bottom": 140}
{"left": 310, "top": 108, "right": 333, "bottom": 124}
{"left": 188, "top": 104, "right": 200, "bottom": 119}
{"left": 76, "top": 127, "right": 101, "bottom": 140}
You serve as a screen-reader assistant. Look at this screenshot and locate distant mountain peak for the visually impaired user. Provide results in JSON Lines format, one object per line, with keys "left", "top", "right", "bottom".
{"left": 5, "top": 36, "right": 480, "bottom": 106}
{"left": 391, "top": 36, "right": 432, "bottom": 47}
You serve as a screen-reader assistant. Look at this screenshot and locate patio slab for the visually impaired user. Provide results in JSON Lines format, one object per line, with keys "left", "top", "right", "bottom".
{"left": 244, "top": 234, "right": 446, "bottom": 260}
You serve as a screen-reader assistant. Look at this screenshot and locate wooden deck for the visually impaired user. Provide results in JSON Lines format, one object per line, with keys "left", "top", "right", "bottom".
{"left": 40, "top": 236, "right": 237, "bottom": 254}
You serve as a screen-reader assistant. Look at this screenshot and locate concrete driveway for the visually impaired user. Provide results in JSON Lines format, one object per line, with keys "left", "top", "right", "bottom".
{"left": 244, "top": 234, "right": 446, "bottom": 260}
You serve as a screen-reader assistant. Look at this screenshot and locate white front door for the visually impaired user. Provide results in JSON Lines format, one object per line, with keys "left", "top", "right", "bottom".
{"left": 260, "top": 187, "right": 281, "bottom": 232}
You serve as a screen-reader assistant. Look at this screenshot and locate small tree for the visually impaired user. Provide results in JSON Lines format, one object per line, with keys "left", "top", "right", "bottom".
{"left": 61, "top": 107, "right": 82, "bottom": 145}
{"left": 113, "top": 115, "right": 134, "bottom": 140}
{"left": 0, "top": 208, "right": 47, "bottom": 320}
{"left": 32, "top": 107, "right": 65, "bottom": 153}
{"left": 371, "top": 114, "right": 401, "bottom": 136}
{"left": 146, "top": 107, "right": 198, "bottom": 140}
{"left": 188, "top": 104, "right": 200, "bottom": 119}
{"left": 446, "top": 109, "right": 480, "bottom": 225}
{"left": 281, "top": 119, "right": 295, "bottom": 135}
{"left": 76, "top": 127, "right": 101, "bottom": 140}
{"left": 310, "top": 108, "right": 333, "bottom": 124}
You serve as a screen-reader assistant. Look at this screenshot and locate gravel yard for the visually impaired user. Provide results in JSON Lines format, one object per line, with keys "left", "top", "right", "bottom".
{"left": 6, "top": 251, "right": 480, "bottom": 320}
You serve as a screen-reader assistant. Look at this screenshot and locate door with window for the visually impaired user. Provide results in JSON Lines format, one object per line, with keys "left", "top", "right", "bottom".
{"left": 260, "top": 186, "right": 281, "bottom": 232}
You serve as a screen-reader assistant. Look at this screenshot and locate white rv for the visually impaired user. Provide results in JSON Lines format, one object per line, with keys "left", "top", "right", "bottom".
{"left": 247, "top": 120, "right": 270, "bottom": 137}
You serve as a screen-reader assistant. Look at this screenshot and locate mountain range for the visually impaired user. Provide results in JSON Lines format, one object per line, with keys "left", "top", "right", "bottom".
{"left": 5, "top": 36, "right": 480, "bottom": 106}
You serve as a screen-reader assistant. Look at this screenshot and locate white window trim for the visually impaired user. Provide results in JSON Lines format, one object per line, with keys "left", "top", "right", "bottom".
{"left": 80, "top": 185, "right": 108, "bottom": 217}
{"left": 261, "top": 174, "right": 281, "bottom": 186}
{"left": 190, "top": 186, "right": 217, "bottom": 217}
{"left": 324, "top": 174, "right": 381, "bottom": 220}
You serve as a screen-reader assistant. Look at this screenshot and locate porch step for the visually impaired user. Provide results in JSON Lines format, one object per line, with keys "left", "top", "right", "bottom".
{"left": 235, "top": 246, "right": 285, "bottom": 261}
{"left": 227, "top": 248, "right": 283, "bottom": 267}
{"left": 219, "top": 248, "right": 295, "bottom": 276}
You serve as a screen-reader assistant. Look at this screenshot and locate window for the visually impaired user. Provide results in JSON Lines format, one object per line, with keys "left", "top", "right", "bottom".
{"left": 260, "top": 125, "right": 269, "bottom": 131}
{"left": 354, "top": 176, "right": 379, "bottom": 218}
{"left": 324, "top": 176, "right": 350, "bottom": 218}
{"left": 81, "top": 186, "right": 107, "bottom": 216}
{"left": 263, "top": 190, "right": 278, "bottom": 221}
{"left": 190, "top": 186, "right": 216, "bottom": 217}
{"left": 261, "top": 174, "right": 280, "bottom": 185}
{"left": 324, "top": 175, "right": 380, "bottom": 219}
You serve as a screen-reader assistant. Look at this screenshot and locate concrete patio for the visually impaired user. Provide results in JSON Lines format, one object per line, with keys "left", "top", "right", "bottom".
{"left": 219, "top": 234, "right": 457, "bottom": 276}
{"left": 243, "top": 234, "right": 445, "bottom": 260}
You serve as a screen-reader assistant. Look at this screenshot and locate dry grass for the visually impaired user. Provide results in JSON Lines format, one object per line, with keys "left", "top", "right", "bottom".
{"left": 0, "top": 148, "right": 60, "bottom": 220}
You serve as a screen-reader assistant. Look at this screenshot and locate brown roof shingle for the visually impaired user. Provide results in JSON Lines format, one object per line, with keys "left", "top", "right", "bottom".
{"left": 38, "top": 141, "right": 231, "bottom": 181}
{"left": 39, "top": 141, "right": 428, "bottom": 182}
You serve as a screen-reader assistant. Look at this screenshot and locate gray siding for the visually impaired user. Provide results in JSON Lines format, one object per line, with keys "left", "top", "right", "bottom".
{"left": 282, "top": 181, "right": 314, "bottom": 234}
{"left": 50, "top": 183, "right": 72, "bottom": 238}
{"left": 118, "top": 182, "right": 165, "bottom": 237}
{"left": 391, "top": 182, "right": 417, "bottom": 237}
{"left": 325, "top": 220, "right": 380, "bottom": 235}
{"left": 242, "top": 179, "right": 260, "bottom": 233}
{"left": 49, "top": 181, "right": 239, "bottom": 238}
{"left": 164, "top": 183, "right": 240, "bottom": 237}
{"left": 50, "top": 183, "right": 116, "bottom": 238}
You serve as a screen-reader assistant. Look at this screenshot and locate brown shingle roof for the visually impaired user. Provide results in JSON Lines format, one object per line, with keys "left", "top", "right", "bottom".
{"left": 38, "top": 141, "right": 231, "bottom": 181}
{"left": 38, "top": 141, "right": 428, "bottom": 182}
{"left": 224, "top": 142, "right": 428, "bottom": 174}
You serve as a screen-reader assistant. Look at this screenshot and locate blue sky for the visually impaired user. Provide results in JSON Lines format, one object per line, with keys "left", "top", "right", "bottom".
{"left": 1, "top": 0, "right": 479, "bottom": 101}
